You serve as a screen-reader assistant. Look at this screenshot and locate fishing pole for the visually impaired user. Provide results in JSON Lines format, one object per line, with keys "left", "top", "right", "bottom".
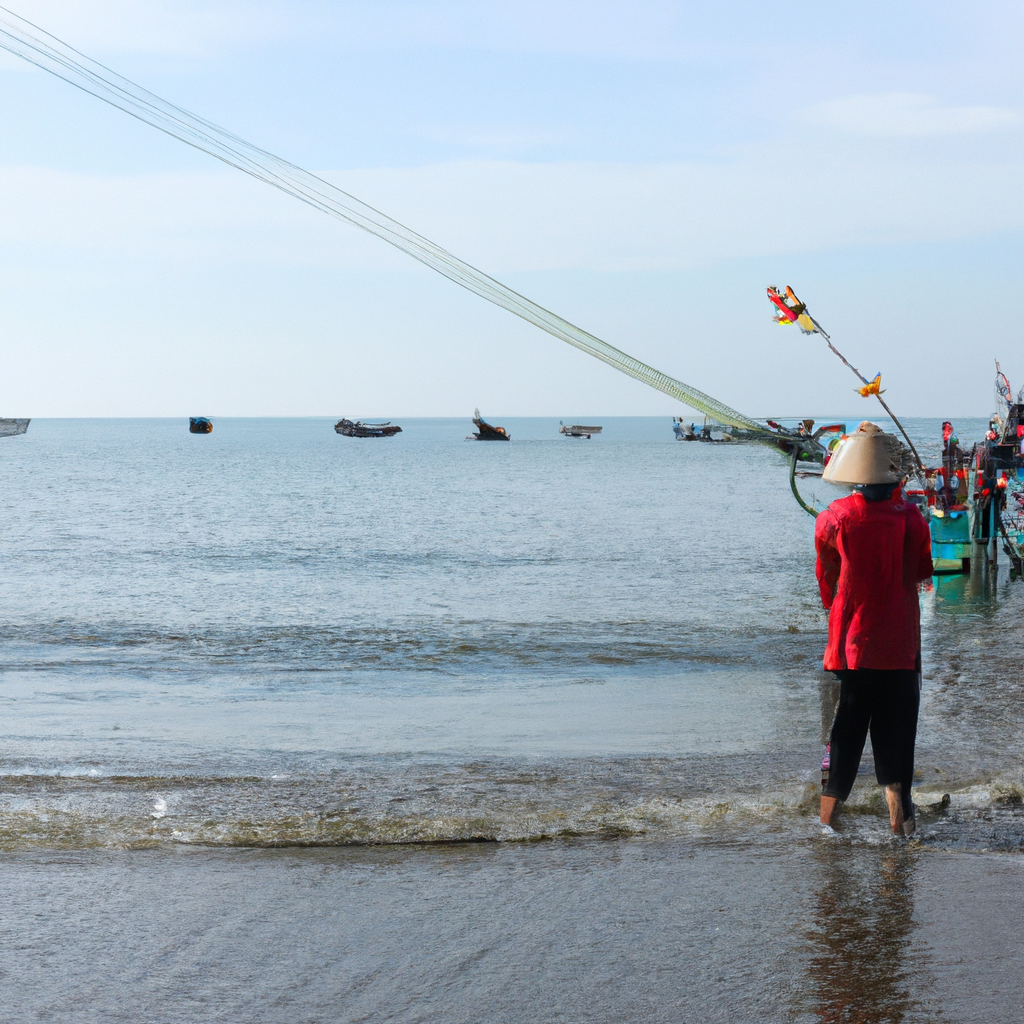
{"left": 809, "top": 316, "right": 925, "bottom": 478}
{"left": 766, "top": 287, "right": 925, "bottom": 477}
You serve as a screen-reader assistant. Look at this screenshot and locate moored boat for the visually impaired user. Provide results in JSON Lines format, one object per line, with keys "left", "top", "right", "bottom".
{"left": 470, "top": 409, "right": 510, "bottom": 441}
{"left": 559, "top": 422, "right": 601, "bottom": 438}
{"left": 927, "top": 507, "right": 972, "bottom": 575}
{"left": 335, "top": 418, "right": 402, "bottom": 438}
{"left": 673, "top": 417, "right": 697, "bottom": 440}
{"left": 822, "top": 365, "right": 1024, "bottom": 577}
{"left": 0, "top": 418, "right": 29, "bottom": 437}
{"left": 896, "top": 366, "right": 1024, "bottom": 576}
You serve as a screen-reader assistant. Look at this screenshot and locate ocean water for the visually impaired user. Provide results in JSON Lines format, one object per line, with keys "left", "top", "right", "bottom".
{"left": 1, "top": 416, "right": 1022, "bottom": 1021}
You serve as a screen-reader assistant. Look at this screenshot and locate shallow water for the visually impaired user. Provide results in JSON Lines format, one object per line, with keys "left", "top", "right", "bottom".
{"left": 3, "top": 840, "right": 1022, "bottom": 1023}
{"left": 1, "top": 416, "right": 1022, "bottom": 1019}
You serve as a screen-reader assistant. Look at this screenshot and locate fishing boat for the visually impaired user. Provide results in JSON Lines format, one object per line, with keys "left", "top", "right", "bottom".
{"left": 790, "top": 403, "right": 1024, "bottom": 579}
{"left": 916, "top": 365, "right": 1024, "bottom": 576}
{"left": 559, "top": 422, "right": 601, "bottom": 438}
{"left": 800, "top": 364, "right": 1024, "bottom": 578}
{"left": 335, "top": 418, "right": 402, "bottom": 438}
{"left": 0, "top": 418, "right": 29, "bottom": 437}
{"left": 189, "top": 417, "right": 213, "bottom": 434}
{"left": 470, "top": 409, "right": 510, "bottom": 441}
{"left": 673, "top": 417, "right": 697, "bottom": 440}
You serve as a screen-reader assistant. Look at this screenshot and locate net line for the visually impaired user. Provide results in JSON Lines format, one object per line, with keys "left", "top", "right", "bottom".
{"left": 0, "top": 6, "right": 764, "bottom": 433}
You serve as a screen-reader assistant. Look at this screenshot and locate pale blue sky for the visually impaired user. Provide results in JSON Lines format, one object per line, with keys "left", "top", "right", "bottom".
{"left": 1, "top": 1, "right": 1022, "bottom": 417}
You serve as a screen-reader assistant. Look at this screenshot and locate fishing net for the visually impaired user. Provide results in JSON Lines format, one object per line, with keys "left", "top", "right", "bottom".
{"left": 994, "top": 367, "right": 1013, "bottom": 413}
{"left": 0, "top": 6, "right": 765, "bottom": 433}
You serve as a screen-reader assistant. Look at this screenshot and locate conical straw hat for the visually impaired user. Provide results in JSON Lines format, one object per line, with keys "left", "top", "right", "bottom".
{"left": 822, "top": 423, "right": 904, "bottom": 485}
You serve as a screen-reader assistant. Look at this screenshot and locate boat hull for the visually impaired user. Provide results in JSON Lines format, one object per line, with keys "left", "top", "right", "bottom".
{"left": 560, "top": 424, "right": 602, "bottom": 438}
{"left": 928, "top": 508, "right": 972, "bottom": 574}
{"left": 0, "top": 418, "right": 30, "bottom": 437}
{"left": 335, "top": 419, "right": 402, "bottom": 438}
{"left": 471, "top": 418, "right": 509, "bottom": 440}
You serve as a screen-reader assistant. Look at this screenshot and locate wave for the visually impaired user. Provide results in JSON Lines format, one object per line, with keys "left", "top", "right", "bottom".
{"left": 2, "top": 762, "right": 1022, "bottom": 852}
{"left": 0, "top": 618, "right": 824, "bottom": 676}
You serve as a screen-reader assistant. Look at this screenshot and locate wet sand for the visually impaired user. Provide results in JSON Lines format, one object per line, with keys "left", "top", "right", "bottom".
{"left": 2, "top": 836, "right": 1021, "bottom": 1023}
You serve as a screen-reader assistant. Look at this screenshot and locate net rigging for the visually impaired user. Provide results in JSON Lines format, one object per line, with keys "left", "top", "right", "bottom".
{"left": 0, "top": 4, "right": 766, "bottom": 433}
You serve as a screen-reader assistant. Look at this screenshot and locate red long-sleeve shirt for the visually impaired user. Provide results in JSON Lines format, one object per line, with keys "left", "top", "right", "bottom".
{"left": 814, "top": 493, "right": 933, "bottom": 671}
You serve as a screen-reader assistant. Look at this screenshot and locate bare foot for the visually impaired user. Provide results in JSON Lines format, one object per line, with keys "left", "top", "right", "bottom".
{"left": 820, "top": 795, "right": 838, "bottom": 826}
{"left": 885, "top": 784, "right": 904, "bottom": 835}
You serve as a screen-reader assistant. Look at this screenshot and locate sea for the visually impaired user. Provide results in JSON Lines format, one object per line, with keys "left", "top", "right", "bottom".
{"left": 2, "top": 415, "right": 1022, "bottom": 1023}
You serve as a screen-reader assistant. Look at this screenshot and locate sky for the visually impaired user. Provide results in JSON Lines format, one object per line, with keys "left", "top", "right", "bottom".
{"left": 0, "top": 0, "right": 1022, "bottom": 418}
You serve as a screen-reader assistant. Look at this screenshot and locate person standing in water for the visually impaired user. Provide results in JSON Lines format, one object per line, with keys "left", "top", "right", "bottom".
{"left": 815, "top": 423, "right": 933, "bottom": 835}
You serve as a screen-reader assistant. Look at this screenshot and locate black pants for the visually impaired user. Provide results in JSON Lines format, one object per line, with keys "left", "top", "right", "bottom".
{"left": 823, "top": 669, "right": 920, "bottom": 818}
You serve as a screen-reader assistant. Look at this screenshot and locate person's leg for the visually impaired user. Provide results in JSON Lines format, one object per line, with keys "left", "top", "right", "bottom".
{"left": 818, "top": 676, "right": 841, "bottom": 822}
{"left": 884, "top": 784, "right": 905, "bottom": 835}
{"left": 821, "top": 672, "right": 872, "bottom": 825}
{"left": 868, "top": 670, "right": 921, "bottom": 835}
{"left": 819, "top": 676, "right": 841, "bottom": 745}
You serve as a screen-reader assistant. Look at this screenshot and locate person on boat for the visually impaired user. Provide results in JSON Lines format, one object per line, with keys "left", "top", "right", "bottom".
{"left": 941, "top": 420, "right": 954, "bottom": 452}
{"left": 815, "top": 422, "right": 933, "bottom": 836}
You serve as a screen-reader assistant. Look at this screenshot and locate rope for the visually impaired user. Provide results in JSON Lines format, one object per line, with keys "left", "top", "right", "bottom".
{"left": 789, "top": 448, "right": 819, "bottom": 518}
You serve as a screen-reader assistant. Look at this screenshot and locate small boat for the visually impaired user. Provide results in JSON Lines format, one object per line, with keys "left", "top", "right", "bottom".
{"left": 673, "top": 417, "right": 697, "bottom": 440}
{"left": 0, "top": 418, "right": 29, "bottom": 438}
{"left": 559, "top": 421, "right": 602, "bottom": 439}
{"left": 189, "top": 417, "right": 213, "bottom": 434}
{"left": 673, "top": 416, "right": 734, "bottom": 442}
{"left": 470, "top": 409, "right": 510, "bottom": 441}
{"left": 335, "top": 418, "right": 402, "bottom": 438}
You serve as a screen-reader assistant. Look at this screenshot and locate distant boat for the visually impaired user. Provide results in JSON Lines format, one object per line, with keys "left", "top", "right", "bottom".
{"left": 335, "top": 418, "right": 402, "bottom": 438}
{"left": 189, "top": 417, "right": 213, "bottom": 434}
{"left": 559, "top": 421, "right": 601, "bottom": 439}
{"left": 0, "top": 418, "right": 29, "bottom": 438}
{"left": 470, "top": 408, "right": 510, "bottom": 441}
